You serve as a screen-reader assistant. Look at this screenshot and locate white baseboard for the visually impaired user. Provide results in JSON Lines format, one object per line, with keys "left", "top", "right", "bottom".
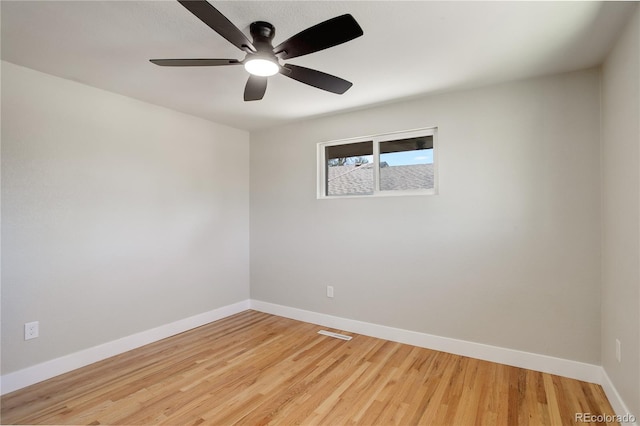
{"left": 0, "top": 300, "right": 250, "bottom": 395}
{"left": 600, "top": 369, "right": 639, "bottom": 425}
{"left": 3, "top": 297, "right": 636, "bottom": 424}
{"left": 249, "top": 299, "right": 602, "bottom": 384}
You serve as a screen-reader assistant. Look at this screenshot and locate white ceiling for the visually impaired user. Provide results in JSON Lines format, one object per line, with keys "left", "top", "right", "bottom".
{"left": 1, "top": 1, "right": 635, "bottom": 131}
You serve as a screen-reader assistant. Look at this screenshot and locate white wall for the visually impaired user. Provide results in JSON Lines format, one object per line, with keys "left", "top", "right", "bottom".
{"left": 601, "top": 5, "right": 640, "bottom": 418}
{"left": 1, "top": 61, "right": 250, "bottom": 374}
{"left": 250, "top": 68, "right": 602, "bottom": 364}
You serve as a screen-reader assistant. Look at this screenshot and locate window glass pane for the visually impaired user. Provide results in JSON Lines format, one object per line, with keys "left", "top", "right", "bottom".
{"left": 326, "top": 142, "right": 374, "bottom": 196}
{"left": 379, "top": 136, "right": 434, "bottom": 191}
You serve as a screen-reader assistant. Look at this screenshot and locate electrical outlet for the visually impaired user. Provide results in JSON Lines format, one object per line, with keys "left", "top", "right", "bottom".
{"left": 327, "top": 285, "right": 334, "bottom": 298}
{"left": 615, "top": 339, "right": 621, "bottom": 363}
{"left": 25, "top": 321, "right": 39, "bottom": 340}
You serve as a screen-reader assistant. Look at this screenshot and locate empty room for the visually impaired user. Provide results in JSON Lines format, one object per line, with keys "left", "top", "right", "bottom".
{"left": 1, "top": 0, "right": 639, "bottom": 424}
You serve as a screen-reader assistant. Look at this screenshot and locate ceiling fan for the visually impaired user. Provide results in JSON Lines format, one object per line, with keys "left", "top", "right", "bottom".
{"left": 150, "top": 0, "right": 364, "bottom": 101}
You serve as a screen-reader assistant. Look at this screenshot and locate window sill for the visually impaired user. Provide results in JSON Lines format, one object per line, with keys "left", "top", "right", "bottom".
{"left": 318, "top": 188, "right": 438, "bottom": 199}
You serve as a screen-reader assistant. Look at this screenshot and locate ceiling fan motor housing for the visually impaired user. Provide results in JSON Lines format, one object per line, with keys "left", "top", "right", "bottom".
{"left": 250, "top": 21, "right": 276, "bottom": 52}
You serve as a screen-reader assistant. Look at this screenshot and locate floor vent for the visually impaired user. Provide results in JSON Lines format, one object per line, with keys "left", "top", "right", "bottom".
{"left": 318, "top": 330, "right": 353, "bottom": 341}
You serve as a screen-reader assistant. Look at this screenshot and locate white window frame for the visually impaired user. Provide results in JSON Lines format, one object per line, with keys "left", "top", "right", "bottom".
{"left": 317, "top": 127, "right": 438, "bottom": 199}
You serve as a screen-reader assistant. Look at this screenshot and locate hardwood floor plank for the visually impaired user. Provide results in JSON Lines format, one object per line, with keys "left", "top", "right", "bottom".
{"left": 1, "top": 310, "right": 617, "bottom": 425}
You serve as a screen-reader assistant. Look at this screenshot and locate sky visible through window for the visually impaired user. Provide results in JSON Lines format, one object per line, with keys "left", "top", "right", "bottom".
{"left": 355, "top": 148, "right": 434, "bottom": 166}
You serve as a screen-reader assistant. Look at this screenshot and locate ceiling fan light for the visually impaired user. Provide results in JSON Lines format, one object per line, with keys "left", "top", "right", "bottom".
{"left": 244, "top": 58, "right": 279, "bottom": 77}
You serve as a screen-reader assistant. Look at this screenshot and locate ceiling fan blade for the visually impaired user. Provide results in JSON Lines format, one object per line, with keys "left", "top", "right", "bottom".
{"left": 281, "top": 64, "right": 352, "bottom": 94}
{"left": 150, "top": 59, "right": 241, "bottom": 66}
{"left": 273, "top": 14, "right": 363, "bottom": 60}
{"left": 244, "top": 75, "right": 268, "bottom": 101}
{"left": 178, "top": 0, "right": 256, "bottom": 53}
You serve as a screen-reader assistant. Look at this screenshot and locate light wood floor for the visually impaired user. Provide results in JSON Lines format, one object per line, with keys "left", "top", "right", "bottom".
{"left": 1, "top": 310, "right": 617, "bottom": 425}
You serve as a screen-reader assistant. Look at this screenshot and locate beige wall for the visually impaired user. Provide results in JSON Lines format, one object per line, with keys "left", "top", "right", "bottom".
{"left": 250, "top": 68, "right": 602, "bottom": 364}
{"left": 1, "top": 62, "right": 250, "bottom": 374}
{"left": 601, "top": 5, "right": 640, "bottom": 418}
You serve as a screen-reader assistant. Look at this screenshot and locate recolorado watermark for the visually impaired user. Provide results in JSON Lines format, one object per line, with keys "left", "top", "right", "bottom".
{"left": 575, "top": 412, "right": 636, "bottom": 423}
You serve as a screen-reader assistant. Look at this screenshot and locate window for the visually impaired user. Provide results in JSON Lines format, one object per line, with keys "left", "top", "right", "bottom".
{"left": 318, "top": 128, "right": 437, "bottom": 198}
